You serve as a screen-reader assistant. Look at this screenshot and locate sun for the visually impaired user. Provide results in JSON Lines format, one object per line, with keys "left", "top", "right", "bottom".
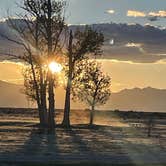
{"left": 48, "top": 61, "right": 63, "bottom": 73}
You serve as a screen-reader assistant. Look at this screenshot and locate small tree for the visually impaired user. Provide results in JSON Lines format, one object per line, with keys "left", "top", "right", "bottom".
{"left": 72, "top": 60, "right": 111, "bottom": 126}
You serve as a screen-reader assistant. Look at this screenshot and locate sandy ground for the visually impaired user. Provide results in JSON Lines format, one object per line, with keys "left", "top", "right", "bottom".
{"left": 0, "top": 109, "right": 166, "bottom": 165}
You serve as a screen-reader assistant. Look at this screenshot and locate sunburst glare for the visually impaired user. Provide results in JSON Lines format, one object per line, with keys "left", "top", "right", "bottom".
{"left": 48, "top": 61, "right": 63, "bottom": 73}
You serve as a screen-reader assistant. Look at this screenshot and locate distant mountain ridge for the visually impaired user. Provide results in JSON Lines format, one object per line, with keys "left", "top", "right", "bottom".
{"left": 0, "top": 80, "right": 28, "bottom": 108}
{"left": 108, "top": 87, "right": 166, "bottom": 112}
{"left": 0, "top": 80, "right": 166, "bottom": 112}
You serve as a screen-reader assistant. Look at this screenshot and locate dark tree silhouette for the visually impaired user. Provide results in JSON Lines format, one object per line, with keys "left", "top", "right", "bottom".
{"left": 0, "top": 0, "right": 66, "bottom": 128}
{"left": 62, "top": 27, "right": 104, "bottom": 128}
{"left": 23, "top": 0, "right": 66, "bottom": 128}
{"left": 72, "top": 60, "right": 111, "bottom": 126}
{"left": 2, "top": 17, "right": 49, "bottom": 127}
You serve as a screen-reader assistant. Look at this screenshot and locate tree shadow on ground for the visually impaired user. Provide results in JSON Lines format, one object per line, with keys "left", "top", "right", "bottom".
{"left": 61, "top": 124, "right": 133, "bottom": 164}
{"left": 0, "top": 123, "right": 134, "bottom": 165}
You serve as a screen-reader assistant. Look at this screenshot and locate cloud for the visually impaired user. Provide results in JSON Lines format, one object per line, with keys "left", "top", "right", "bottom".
{"left": 1, "top": 60, "right": 24, "bottom": 66}
{"left": 0, "top": 16, "right": 20, "bottom": 23}
{"left": 0, "top": 17, "right": 7, "bottom": 22}
{"left": 147, "top": 11, "right": 166, "bottom": 21}
{"left": 1, "top": 22, "right": 166, "bottom": 64}
{"left": 106, "top": 9, "right": 115, "bottom": 14}
{"left": 127, "top": 10, "right": 166, "bottom": 22}
{"left": 125, "top": 43, "right": 142, "bottom": 48}
{"left": 125, "top": 43, "right": 145, "bottom": 53}
{"left": 127, "top": 10, "right": 146, "bottom": 17}
{"left": 103, "top": 44, "right": 166, "bottom": 63}
{"left": 149, "top": 11, "right": 166, "bottom": 18}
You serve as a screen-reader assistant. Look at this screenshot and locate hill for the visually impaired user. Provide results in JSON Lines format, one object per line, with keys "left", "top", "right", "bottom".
{"left": 108, "top": 87, "right": 166, "bottom": 112}
{"left": 0, "top": 80, "right": 28, "bottom": 108}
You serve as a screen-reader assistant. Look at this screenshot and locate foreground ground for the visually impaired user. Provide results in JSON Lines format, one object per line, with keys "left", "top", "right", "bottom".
{"left": 0, "top": 108, "right": 166, "bottom": 166}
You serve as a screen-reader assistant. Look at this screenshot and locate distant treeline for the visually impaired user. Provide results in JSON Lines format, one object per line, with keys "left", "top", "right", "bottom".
{"left": 0, "top": 108, "right": 166, "bottom": 119}
{"left": 96, "top": 110, "right": 166, "bottom": 119}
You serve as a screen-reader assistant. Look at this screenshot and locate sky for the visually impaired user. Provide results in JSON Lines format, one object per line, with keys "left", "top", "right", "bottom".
{"left": 0, "top": 0, "right": 166, "bottom": 26}
{"left": 0, "top": 0, "right": 166, "bottom": 92}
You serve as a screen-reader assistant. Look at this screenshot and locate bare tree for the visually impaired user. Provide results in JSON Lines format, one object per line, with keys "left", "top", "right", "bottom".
{"left": 72, "top": 60, "right": 111, "bottom": 126}
{"left": 62, "top": 27, "right": 104, "bottom": 128}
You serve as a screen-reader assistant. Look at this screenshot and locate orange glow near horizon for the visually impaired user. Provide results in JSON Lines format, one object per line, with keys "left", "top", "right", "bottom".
{"left": 1, "top": 60, "right": 166, "bottom": 92}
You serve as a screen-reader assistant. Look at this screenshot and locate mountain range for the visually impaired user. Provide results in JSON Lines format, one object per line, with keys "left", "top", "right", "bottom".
{"left": 0, "top": 80, "right": 166, "bottom": 112}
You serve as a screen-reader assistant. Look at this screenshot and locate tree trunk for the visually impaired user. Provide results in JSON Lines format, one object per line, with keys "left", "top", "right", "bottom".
{"left": 90, "top": 105, "right": 95, "bottom": 126}
{"left": 38, "top": 106, "right": 45, "bottom": 126}
{"left": 48, "top": 74, "right": 55, "bottom": 128}
{"left": 43, "top": 89, "right": 48, "bottom": 126}
{"left": 40, "top": 86, "right": 48, "bottom": 127}
{"left": 35, "top": 18, "right": 47, "bottom": 127}
{"left": 29, "top": 58, "right": 45, "bottom": 127}
{"left": 47, "top": 0, "right": 56, "bottom": 129}
{"left": 62, "top": 30, "right": 73, "bottom": 128}
{"left": 62, "top": 77, "right": 71, "bottom": 128}
{"left": 36, "top": 97, "right": 45, "bottom": 127}
{"left": 39, "top": 67, "right": 48, "bottom": 127}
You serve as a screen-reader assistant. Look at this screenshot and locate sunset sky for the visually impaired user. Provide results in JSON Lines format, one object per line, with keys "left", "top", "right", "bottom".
{"left": 0, "top": 0, "right": 166, "bottom": 92}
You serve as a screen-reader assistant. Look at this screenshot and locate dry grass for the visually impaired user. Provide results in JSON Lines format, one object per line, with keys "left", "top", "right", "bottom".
{"left": 0, "top": 108, "right": 166, "bottom": 165}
